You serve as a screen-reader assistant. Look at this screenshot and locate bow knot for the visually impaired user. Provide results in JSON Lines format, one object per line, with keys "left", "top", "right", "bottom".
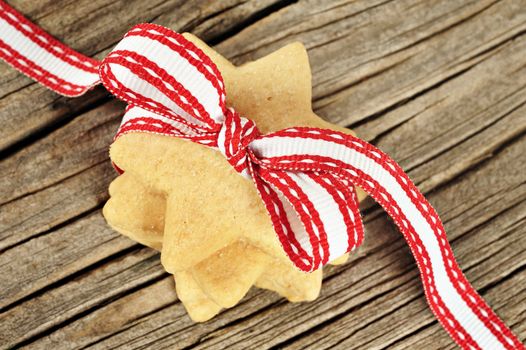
{"left": 217, "top": 108, "right": 260, "bottom": 178}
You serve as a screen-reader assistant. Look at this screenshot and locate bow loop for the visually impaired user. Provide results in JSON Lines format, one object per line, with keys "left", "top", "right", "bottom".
{"left": 250, "top": 167, "right": 364, "bottom": 271}
{"left": 99, "top": 24, "right": 227, "bottom": 132}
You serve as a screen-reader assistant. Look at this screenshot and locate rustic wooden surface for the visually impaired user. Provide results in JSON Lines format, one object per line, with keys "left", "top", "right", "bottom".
{"left": 1, "top": 0, "right": 525, "bottom": 349}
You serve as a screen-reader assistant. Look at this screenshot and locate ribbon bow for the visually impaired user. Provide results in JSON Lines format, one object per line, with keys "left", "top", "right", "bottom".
{"left": 0, "top": 4, "right": 522, "bottom": 348}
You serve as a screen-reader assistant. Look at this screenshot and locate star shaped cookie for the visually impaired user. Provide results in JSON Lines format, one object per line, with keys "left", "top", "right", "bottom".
{"left": 103, "top": 34, "right": 365, "bottom": 321}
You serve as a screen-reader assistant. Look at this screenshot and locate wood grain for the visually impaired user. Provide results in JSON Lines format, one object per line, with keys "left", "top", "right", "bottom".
{"left": 0, "top": 0, "right": 524, "bottom": 349}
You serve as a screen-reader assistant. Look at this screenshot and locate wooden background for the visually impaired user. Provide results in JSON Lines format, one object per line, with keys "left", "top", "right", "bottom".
{"left": 1, "top": 0, "right": 525, "bottom": 348}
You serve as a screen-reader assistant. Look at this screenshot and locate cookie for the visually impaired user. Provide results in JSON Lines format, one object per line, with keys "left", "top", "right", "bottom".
{"left": 103, "top": 33, "right": 365, "bottom": 321}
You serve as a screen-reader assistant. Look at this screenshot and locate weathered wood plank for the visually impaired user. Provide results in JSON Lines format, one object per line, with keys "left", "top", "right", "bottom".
{"left": 367, "top": 36, "right": 526, "bottom": 181}
{"left": 0, "top": 162, "right": 113, "bottom": 251}
{"left": 0, "top": 212, "right": 139, "bottom": 311}
{"left": 0, "top": 100, "right": 121, "bottom": 205}
{"left": 26, "top": 277, "right": 189, "bottom": 350}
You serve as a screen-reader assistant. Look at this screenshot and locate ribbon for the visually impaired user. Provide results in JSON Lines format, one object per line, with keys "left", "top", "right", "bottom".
{"left": 0, "top": 3, "right": 523, "bottom": 349}
{"left": 0, "top": 1, "right": 99, "bottom": 96}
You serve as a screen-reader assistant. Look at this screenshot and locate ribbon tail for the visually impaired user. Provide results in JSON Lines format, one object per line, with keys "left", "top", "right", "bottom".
{"left": 250, "top": 128, "right": 524, "bottom": 350}
{"left": 0, "top": 1, "right": 100, "bottom": 96}
{"left": 336, "top": 149, "right": 522, "bottom": 350}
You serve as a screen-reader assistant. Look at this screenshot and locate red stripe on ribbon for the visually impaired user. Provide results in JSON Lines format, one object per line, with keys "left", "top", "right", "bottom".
{"left": 0, "top": 1, "right": 99, "bottom": 72}
{"left": 101, "top": 50, "right": 214, "bottom": 130}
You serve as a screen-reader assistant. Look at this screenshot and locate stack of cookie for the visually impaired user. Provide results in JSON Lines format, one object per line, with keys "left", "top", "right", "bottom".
{"left": 103, "top": 35, "right": 364, "bottom": 321}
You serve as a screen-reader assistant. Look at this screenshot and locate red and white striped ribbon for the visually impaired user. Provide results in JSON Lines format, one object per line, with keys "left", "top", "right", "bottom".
{"left": 0, "top": 1, "right": 100, "bottom": 96}
{"left": 0, "top": 4, "right": 523, "bottom": 349}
